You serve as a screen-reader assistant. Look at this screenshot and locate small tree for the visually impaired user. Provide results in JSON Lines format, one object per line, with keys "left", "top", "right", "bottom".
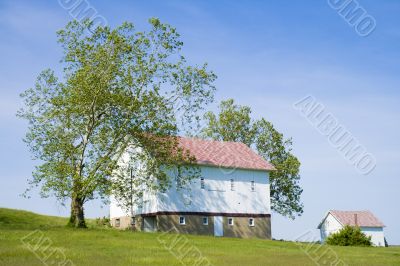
{"left": 326, "top": 225, "right": 372, "bottom": 246}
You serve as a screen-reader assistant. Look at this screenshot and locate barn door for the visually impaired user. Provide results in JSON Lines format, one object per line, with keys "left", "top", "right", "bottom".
{"left": 214, "top": 216, "right": 223, "bottom": 236}
{"left": 143, "top": 216, "right": 156, "bottom": 232}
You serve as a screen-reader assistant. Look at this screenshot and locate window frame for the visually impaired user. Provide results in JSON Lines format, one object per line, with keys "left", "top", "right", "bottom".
{"left": 200, "top": 177, "right": 205, "bottom": 189}
{"left": 249, "top": 218, "right": 255, "bottom": 227}
{"left": 202, "top": 216, "right": 209, "bottom": 225}
{"left": 179, "top": 216, "right": 186, "bottom": 225}
{"left": 228, "top": 217, "right": 234, "bottom": 226}
{"left": 230, "top": 179, "right": 235, "bottom": 191}
{"left": 115, "top": 218, "right": 120, "bottom": 227}
{"left": 251, "top": 180, "right": 255, "bottom": 192}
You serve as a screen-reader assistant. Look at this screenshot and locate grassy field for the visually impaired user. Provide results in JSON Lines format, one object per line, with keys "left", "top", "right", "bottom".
{"left": 0, "top": 208, "right": 399, "bottom": 266}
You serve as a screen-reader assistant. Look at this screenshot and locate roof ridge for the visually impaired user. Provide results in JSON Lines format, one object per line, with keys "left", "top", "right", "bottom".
{"left": 328, "top": 210, "right": 385, "bottom": 227}
{"left": 178, "top": 136, "right": 249, "bottom": 145}
{"left": 330, "top": 210, "right": 372, "bottom": 213}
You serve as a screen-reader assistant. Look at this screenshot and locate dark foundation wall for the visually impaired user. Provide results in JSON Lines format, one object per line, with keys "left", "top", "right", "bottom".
{"left": 157, "top": 214, "right": 271, "bottom": 239}
{"left": 110, "top": 216, "right": 143, "bottom": 231}
{"left": 111, "top": 214, "right": 271, "bottom": 239}
{"left": 222, "top": 216, "right": 271, "bottom": 239}
{"left": 110, "top": 216, "right": 131, "bottom": 229}
{"left": 157, "top": 214, "right": 214, "bottom": 236}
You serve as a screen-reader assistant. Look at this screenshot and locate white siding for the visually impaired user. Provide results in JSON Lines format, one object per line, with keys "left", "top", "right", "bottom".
{"left": 110, "top": 165, "right": 271, "bottom": 218}
{"left": 109, "top": 147, "right": 159, "bottom": 219}
{"left": 360, "top": 227, "right": 385, "bottom": 247}
{"left": 320, "top": 213, "right": 343, "bottom": 242}
{"left": 139, "top": 190, "right": 158, "bottom": 214}
{"left": 110, "top": 196, "right": 129, "bottom": 218}
{"left": 157, "top": 166, "right": 271, "bottom": 214}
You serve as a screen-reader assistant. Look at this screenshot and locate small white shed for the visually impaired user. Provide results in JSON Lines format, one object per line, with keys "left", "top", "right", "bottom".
{"left": 318, "top": 210, "right": 386, "bottom": 247}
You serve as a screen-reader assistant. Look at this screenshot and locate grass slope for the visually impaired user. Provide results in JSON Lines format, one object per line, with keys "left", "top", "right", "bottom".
{"left": 0, "top": 208, "right": 68, "bottom": 229}
{"left": 0, "top": 208, "right": 399, "bottom": 266}
{"left": 0, "top": 208, "right": 100, "bottom": 230}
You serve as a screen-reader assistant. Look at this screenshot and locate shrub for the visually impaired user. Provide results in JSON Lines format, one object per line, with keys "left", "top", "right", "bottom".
{"left": 326, "top": 225, "right": 372, "bottom": 246}
{"left": 95, "top": 216, "right": 111, "bottom": 228}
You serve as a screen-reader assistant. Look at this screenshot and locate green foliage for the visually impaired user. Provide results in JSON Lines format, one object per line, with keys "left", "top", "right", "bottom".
{"left": 326, "top": 225, "right": 372, "bottom": 246}
{"left": 202, "top": 99, "right": 303, "bottom": 218}
{"left": 202, "top": 99, "right": 255, "bottom": 145}
{"left": 95, "top": 216, "right": 111, "bottom": 228}
{"left": 17, "top": 18, "right": 216, "bottom": 227}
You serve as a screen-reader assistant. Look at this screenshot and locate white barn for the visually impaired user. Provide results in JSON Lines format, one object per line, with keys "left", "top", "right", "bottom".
{"left": 318, "top": 210, "right": 386, "bottom": 246}
{"left": 110, "top": 137, "right": 275, "bottom": 238}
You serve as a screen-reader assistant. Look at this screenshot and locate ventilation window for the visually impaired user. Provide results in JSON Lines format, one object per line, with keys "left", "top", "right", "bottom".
{"left": 179, "top": 216, "right": 186, "bottom": 225}
{"left": 251, "top": 181, "right": 255, "bottom": 192}
{"left": 230, "top": 179, "right": 235, "bottom": 191}
{"left": 115, "top": 218, "right": 120, "bottom": 227}
{"left": 203, "top": 217, "right": 208, "bottom": 225}
{"left": 228, "top": 217, "right": 234, "bottom": 226}
{"left": 249, "top": 218, "right": 255, "bottom": 227}
{"left": 201, "top": 177, "right": 205, "bottom": 189}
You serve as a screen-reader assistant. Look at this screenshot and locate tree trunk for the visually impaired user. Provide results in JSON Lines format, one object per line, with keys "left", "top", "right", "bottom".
{"left": 68, "top": 195, "right": 87, "bottom": 228}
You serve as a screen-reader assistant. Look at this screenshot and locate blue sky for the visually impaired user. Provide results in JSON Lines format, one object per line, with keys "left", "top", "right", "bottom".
{"left": 0, "top": 0, "right": 399, "bottom": 244}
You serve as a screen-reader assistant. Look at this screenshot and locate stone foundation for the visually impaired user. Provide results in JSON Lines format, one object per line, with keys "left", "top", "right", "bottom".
{"left": 111, "top": 213, "right": 271, "bottom": 239}
{"left": 222, "top": 216, "right": 271, "bottom": 239}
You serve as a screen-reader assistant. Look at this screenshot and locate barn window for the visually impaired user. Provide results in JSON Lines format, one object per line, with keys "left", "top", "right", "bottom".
{"left": 228, "top": 217, "right": 234, "bottom": 226}
{"left": 249, "top": 218, "right": 255, "bottom": 227}
{"left": 179, "top": 216, "right": 186, "bottom": 225}
{"left": 230, "top": 179, "right": 235, "bottom": 191}
{"left": 251, "top": 181, "right": 255, "bottom": 192}
{"left": 200, "top": 177, "right": 205, "bottom": 189}
{"left": 203, "top": 217, "right": 209, "bottom": 225}
{"left": 115, "top": 218, "right": 120, "bottom": 227}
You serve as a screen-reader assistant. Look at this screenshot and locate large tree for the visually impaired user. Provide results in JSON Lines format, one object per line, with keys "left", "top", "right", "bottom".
{"left": 202, "top": 99, "right": 303, "bottom": 218}
{"left": 18, "top": 19, "right": 216, "bottom": 227}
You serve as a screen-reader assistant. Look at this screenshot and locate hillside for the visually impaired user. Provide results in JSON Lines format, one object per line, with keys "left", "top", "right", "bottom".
{"left": 0, "top": 208, "right": 68, "bottom": 229}
{"left": 0, "top": 208, "right": 399, "bottom": 266}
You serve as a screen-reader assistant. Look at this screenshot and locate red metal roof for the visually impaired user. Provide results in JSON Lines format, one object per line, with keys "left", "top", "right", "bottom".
{"left": 330, "top": 210, "right": 385, "bottom": 227}
{"left": 178, "top": 137, "right": 275, "bottom": 171}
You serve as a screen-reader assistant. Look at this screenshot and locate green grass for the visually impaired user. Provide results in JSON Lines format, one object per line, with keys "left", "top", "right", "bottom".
{"left": 0, "top": 208, "right": 98, "bottom": 230}
{"left": 0, "top": 208, "right": 399, "bottom": 266}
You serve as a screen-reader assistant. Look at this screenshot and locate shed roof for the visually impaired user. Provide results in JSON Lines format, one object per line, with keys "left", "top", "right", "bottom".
{"left": 318, "top": 210, "right": 385, "bottom": 228}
